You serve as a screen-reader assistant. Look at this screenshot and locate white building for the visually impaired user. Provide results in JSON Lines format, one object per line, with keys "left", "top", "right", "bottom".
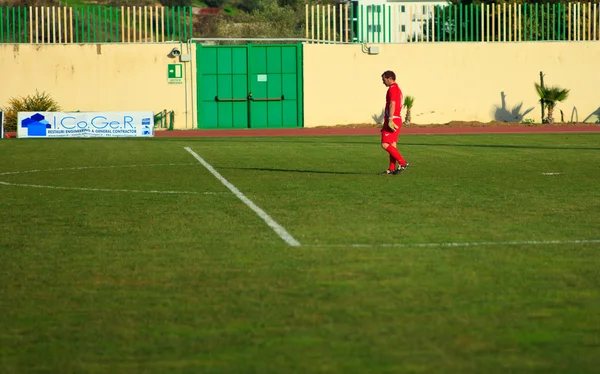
{"left": 351, "top": 0, "right": 450, "bottom": 42}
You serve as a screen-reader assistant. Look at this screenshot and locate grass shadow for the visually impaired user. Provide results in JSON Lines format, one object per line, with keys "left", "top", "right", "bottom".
{"left": 406, "top": 143, "right": 600, "bottom": 151}
{"left": 220, "top": 167, "right": 369, "bottom": 175}
{"left": 166, "top": 136, "right": 600, "bottom": 151}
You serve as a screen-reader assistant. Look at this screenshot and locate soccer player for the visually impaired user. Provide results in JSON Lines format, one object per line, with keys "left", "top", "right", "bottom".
{"left": 380, "top": 70, "right": 409, "bottom": 175}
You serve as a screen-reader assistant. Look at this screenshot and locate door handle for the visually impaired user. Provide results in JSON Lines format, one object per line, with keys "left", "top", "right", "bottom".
{"left": 214, "top": 96, "right": 248, "bottom": 102}
{"left": 248, "top": 94, "right": 285, "bottom": 102}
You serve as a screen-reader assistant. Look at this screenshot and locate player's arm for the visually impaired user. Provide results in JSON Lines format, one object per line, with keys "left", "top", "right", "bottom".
{"left": 387, "top": 98, "right": 398, "bottom": 130}
{"left": 387, "top": 101, "right": 397, "bottom": 130}
{"left": 388, "top": 101, "right": 396, "bottom": 118}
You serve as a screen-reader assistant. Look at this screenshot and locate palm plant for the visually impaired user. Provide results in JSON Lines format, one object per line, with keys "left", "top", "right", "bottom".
{"left": 403, "top": 95, "right": 415, "bottom": 125}
{"left": 534, "top": 84, "right": 569, "bottom": 124}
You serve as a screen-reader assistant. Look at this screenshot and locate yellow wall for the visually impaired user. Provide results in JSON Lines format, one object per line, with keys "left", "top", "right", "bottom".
{"left": 303, "top": 42, "right": 600, "bottom": 126}
{"left": 0, "top": 43, "right": 196, "bottom": 129}
{"left": 2, "top": 42, "right": 599, "bottom": 130}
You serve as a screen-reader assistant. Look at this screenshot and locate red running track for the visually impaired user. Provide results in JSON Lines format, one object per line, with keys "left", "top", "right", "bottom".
{"left": 154, "top": 125, "right": 600, "bottom": 137}
{"left": 4, "top": 125, "right": 599, "bottom": 139}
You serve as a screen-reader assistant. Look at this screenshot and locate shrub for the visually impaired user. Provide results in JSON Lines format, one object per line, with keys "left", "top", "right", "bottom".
{"left": 1, "top": 91, "right": 61, "bottom": 132}
{"left": 159, "top": 0, "right": 193, "bottom": 6}
{"left": 403, "top": 95, "right": 415, "bottom": 125}
{"left": 218, "top": 0, "right": 304, "bottom": 40}
{"left": 203, "top": 0, "right": 227, "bottom": 7}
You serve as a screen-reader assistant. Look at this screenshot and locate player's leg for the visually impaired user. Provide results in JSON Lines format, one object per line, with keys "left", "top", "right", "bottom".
{"left": 389, "top": 140, "right": 408, "bottom": 173}
{"left": 379, "top": 118, "right": 396, "bottom": 174}
{"left": 380, "top": 140, "right": 406, "bottom": 174}
{"left": 385, "top": 143, "right": 405, "bottom": 165}
{"left": 389, "top": 119, "right": 409, "bottom": 172}
{"left": 379, "top": 141, "right": 395, "bottom": 174}
{"left": 382, "top": 128, "right": 406, "bottom": 166}
{"left": 389, "top": 154, "right": 397, "bottom": 171}
{"left": 380, "top": 119, "right": 406, "bottom": 174}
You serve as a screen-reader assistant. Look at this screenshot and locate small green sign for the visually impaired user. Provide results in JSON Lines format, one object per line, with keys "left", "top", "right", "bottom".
{"left": 168, "top": 64, "right": 183, "bottom": 84}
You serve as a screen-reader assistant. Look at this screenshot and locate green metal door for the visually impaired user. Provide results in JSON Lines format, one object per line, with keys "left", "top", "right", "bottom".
{"left": 196, "top": 43, "right": 303, "bottom": 129}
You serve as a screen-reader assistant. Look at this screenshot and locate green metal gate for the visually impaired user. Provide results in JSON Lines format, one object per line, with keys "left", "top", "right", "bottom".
{"left": 196, "top": 43, "right": 303, "bottom": 129}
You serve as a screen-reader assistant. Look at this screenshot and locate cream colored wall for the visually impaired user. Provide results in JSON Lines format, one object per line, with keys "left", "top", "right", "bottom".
{"left": 303, "top": 42, "right": 600, "bottom": 127}
{"left": 3, "top": 42, "right": 599, "bottom": 130}
{"left": 0, "top": 43, "right": 196, "bottom": 129}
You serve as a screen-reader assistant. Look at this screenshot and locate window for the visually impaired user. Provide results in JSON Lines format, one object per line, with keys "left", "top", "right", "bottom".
{"left": 367, "top": 5, "right": 381, "bottom": 13}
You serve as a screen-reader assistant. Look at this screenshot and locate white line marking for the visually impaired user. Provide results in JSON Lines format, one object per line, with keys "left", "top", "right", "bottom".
{"left": 185, "top": 147, "right": 301, "bottom": 247}
{"left": 303, "top": 239, "right": 600, "bottom": 248}
{"left": 0, "top": 181, "right": 205, "bottom": 195}
{"left": 0, "top": 163, "right": 197, "bottom": 176}
{"left": 0, "top": 163, "right": 213, "bottom": 195}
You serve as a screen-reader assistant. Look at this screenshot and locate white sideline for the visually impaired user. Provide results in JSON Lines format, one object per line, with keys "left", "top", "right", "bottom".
{"left": 185, "top": 147, "right": 301, "bottom": 247}
{"left": 0, "top": 163, "right": 207, "bottom": 195}
{"left": 0, "top": 181, "right": 202, "bottom": 194}
{"left": 303, "top": 239, "right": 600, "bottom": 249}
{"left": 0, "top": 163, "right": 198, "bottom": 177}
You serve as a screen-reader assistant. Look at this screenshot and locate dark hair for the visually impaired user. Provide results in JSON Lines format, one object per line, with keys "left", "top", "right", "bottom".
{"left": 381, "top": 70, "right": 396, "bottom": 80}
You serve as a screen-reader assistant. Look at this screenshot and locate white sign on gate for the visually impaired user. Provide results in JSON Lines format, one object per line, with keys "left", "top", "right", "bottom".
{"left": 17, "top": 112, "right": 154, "bottom": 138}
{"left": 0, "top": 111, "right": 4, "bottom": 139}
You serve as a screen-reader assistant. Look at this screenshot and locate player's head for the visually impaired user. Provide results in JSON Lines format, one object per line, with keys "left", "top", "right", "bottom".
{"left": 381, "top": 70, "right": 396, "bottom": 86}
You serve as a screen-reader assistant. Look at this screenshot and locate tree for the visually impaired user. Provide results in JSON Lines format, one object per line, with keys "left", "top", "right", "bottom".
{"left": 159, "top": 0, "right": 192, "bottom": 6}
{"left": 236, "top": 0, "right": 261, "bottom": 13}
{"left": 534, "top": 84, "right": 570, "bottom": 124}
{"left": 203, "top": 0, "right": 228, "bottom": 7}
{"left": 277, "top": 0, "right": 334, "bottom": 9}
{"left": 277, "top": 0, "right": 300, "bottom": 7}
{"left": 221, "top": 0, "right": 304, "bottom": 39}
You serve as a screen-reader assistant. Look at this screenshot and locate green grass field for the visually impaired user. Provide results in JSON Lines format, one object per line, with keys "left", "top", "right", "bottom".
{"left": 1, "top": 133, "right": 599, "bottom": 373}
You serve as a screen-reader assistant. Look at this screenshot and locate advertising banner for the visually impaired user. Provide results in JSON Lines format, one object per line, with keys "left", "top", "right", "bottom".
{"left": 17, "top": 112, "right": 154, "bottom": 138}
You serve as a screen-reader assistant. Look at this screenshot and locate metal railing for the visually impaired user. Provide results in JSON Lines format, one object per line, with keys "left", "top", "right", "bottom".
{"left": 306, "top": 2, "right": 600, "bottom": 43}
{"left": 0, "top": 5, "right": 192, "bottom": 43}
{"left": 4, "top": 3, "right": 598, "bottom": 44}
{"left": 154, "top": 109, "right": 175, "bottom": 131}
{"left": 305, "top": 2, "right": 354, "bottom": 43}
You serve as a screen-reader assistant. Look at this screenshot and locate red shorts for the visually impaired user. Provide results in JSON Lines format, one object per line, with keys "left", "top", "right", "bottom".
{"left": 381, "top": 118, "right": 402, "bottom": 144}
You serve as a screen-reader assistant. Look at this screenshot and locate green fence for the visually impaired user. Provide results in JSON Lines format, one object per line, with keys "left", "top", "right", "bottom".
{"left": 154, "top": 110, "right": 175, "bottom": 131}
{"left": 307, "top": 2, "right": 600, "bottom": 43}
{"left": 0, "top": 5, "right": 192, "bottom": 43}
{"left": 433, "top": 2, "right": 599, "bottom": 42}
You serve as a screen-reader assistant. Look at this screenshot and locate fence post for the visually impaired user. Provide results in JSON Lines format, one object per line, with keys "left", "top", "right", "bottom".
{"left": 568, "top": 3, "right": 571, "bottom": 41}
{"left": 469, "top": 4, "right": 473, "bottom": 41}
{"left": 594, "top": 3, "right": 597, "bottom": 41}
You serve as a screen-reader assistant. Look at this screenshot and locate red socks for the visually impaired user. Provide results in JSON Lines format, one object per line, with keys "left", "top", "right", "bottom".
{"left": 388, "top": 155, "right": 396, "bottom": 171}
{"left": 385, "top": 146, "right": 406, "bottom": 168}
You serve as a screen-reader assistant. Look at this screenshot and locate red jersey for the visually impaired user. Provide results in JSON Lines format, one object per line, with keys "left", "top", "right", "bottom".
{"left": 385, "top": 83, "right": 403, "bottom": 118}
